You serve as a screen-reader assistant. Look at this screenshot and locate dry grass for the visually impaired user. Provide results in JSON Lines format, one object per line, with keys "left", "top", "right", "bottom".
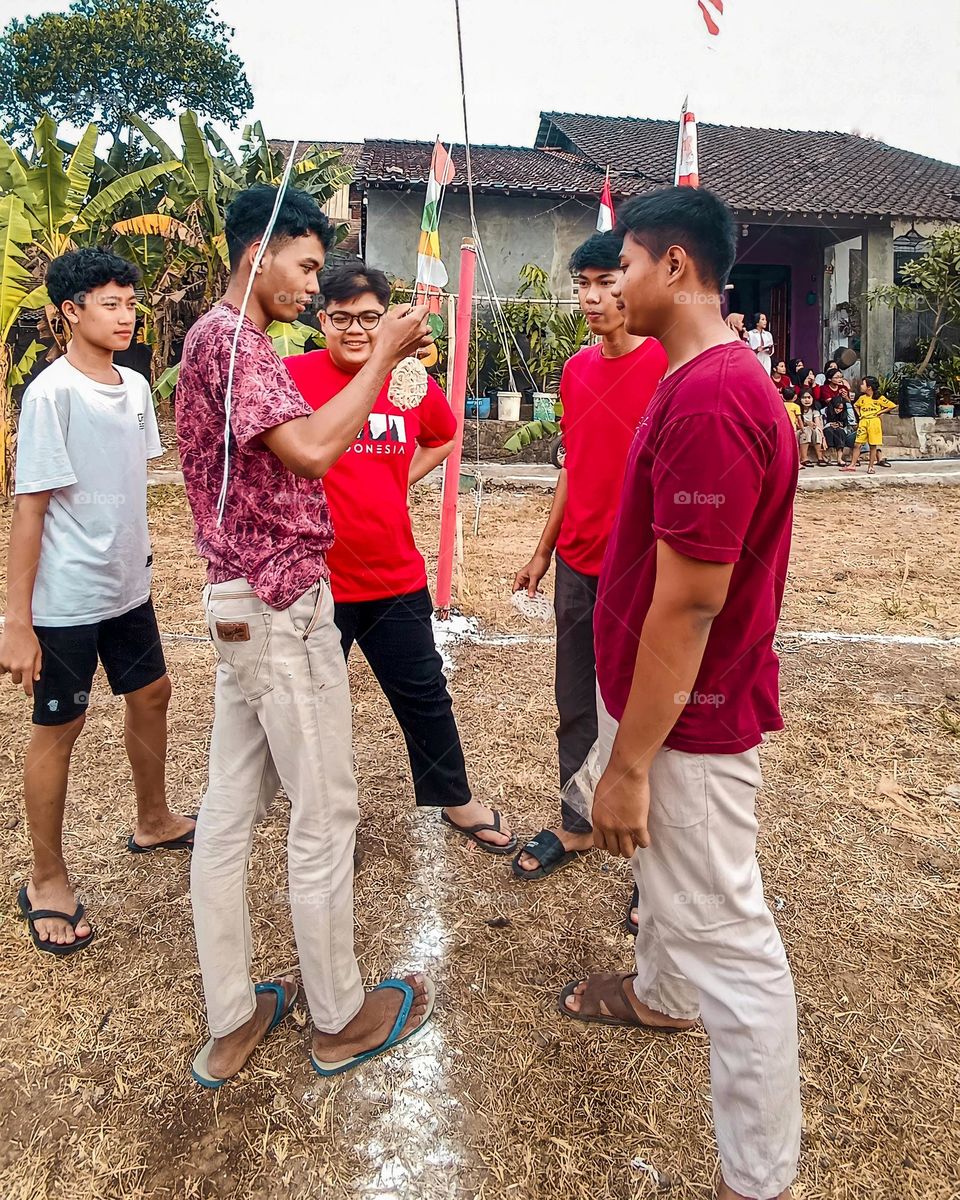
{"left": 0, "top": 484, "right": 958, "bottom": 1199}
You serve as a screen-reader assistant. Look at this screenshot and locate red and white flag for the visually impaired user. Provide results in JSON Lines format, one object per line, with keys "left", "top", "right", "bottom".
{"left": 698, "top": 0, "right": 723, "bottom": 35}
{"left": 597, "top": 169, "right": 615, "bottom": 232}
{"left": 675, "top": 99, "right": 700, "bottom": 188}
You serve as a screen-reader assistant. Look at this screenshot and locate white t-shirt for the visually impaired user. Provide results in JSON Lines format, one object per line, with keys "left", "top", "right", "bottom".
{"left": 14, "top": 356, "right": 163, "bottom": 627}
{"left": 747, "top": 328, "right": 774, "bottom": 374}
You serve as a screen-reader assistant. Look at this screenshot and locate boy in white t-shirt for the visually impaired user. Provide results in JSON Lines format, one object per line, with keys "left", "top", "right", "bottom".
{"left": 0, "top": 248, "right": 195, "bottom": 956}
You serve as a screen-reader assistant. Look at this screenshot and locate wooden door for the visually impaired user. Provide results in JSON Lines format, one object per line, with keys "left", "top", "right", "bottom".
{"left": 769, "top": 281, "right": 789, "bottom": 366}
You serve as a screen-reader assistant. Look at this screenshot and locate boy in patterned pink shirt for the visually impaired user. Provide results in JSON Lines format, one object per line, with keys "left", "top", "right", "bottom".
{"left": 176, "top": 185, "right": 434, "bottom": 1086}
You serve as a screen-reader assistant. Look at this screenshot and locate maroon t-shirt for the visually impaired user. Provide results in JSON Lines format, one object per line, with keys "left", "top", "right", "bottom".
{"left": 176, "top": 303, "right": 334, "bottom": 610}
{"left": 594, "top": 340, "right": 798, "bottom": 754}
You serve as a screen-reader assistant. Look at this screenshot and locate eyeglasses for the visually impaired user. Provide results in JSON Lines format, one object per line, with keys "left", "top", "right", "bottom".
{"left": 326, "top": 310, "right": 383, "bottom": 331}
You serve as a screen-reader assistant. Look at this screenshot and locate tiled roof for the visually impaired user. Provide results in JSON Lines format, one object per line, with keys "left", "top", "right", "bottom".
{"left": 270, "top": 140, "right": 363, "bottom": 172}
{"left": 536, "top": 112, "right": 960, "bottom": 221}
{"left": 354, "top": 139, "right": 606, "bottom": 196}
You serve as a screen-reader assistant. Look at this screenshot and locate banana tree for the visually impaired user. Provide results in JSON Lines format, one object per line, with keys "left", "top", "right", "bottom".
{"left": 150, "top": 318, "right": 322, "bottom": 404}
{"left": 0, "top": 194, "right": 48, "bottom": 495}
{"left": 0, "top": 115, "right": 182, "bottom": 263}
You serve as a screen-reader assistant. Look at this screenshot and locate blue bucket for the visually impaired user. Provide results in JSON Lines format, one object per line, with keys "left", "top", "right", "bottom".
{"left": 465, "top": 396, "right": 491, "bottom": 419}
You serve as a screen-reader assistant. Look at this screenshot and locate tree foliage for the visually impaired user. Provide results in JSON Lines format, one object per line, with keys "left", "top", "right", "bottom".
{"left": 0, "top": 0, "right": 252, "bottom": 143}
{"left": 865, "top": 225, "right": 960, "bottom": 372}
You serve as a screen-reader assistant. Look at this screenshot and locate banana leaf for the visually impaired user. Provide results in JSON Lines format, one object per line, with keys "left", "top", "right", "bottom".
{"left": 9, "top": 339, "right": 46, "bottom": 386}
{"left": 0, "top": 194, "right": 38, "bottom": 340}
{"left": 153, "top": 362, "right": 180, "bottom": 401}
{"left": 267, "top": 321, "right": 320, "bottom": 357}
{"left": 113, "top": 213, "right": 203, "bottom": 247}
{"left": 503, "top": 419, "right": 560, "bottom": 455}
{"left": 74, "top": 161, "right": 183, "bottom": 232}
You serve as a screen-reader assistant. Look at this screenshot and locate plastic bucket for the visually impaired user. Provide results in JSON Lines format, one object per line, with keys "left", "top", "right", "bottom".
{"left": 497, "top": 391, "right": 522, "bottom": 421}
{"left": 465, "top": 396, "right": 491, "bottom": 419}
{"left": 937, "top": 404, "right": 956, "bottom": 418}
{"left": 532, "top": 391, "right": 558, "bottom": 422}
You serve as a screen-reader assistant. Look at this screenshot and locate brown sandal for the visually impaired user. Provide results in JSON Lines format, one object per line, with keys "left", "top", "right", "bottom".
{"left": 557, "top": 972, "right": 692, "bottom": 1033}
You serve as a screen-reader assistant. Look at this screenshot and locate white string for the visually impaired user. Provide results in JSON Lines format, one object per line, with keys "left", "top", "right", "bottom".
{"left": 216, "top": 139, "right": 300, "bottom": 523}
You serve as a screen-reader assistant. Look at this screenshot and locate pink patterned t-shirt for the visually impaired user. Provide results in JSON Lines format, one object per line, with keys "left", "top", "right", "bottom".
{"left": 176, "top": 303, "right": 333, "bottom": 610}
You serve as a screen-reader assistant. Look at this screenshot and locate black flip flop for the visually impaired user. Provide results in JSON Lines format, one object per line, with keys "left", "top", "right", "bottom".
{"left": 440, "top": 809, "right": 517, "bottom": 856}
{"left": 127, "top": 814, "right": 197, "bottom": 854}
{"left": 17, "top": 885, "right": 95, "bottom": 956}
{"left": 625, "top": 883, "right": 639, "bottom": 936}
{"left": 511, "top": 829, "right": 585, "bottom": 882}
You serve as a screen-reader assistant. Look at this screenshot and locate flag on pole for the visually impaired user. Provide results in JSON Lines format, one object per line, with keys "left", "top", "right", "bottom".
{"left": 596, "top": 168, "right": 615, "bottom": 232}
{"left": 415, "top": 138, "right": 456, "bottom": 312}
{"left": 697, "top": 0, "right": 723, "bottom": 35}
{"left": 674, "top": 98, "right": 700, "bottom": 188}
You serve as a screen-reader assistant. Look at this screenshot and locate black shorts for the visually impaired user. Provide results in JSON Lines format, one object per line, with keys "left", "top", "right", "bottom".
{"left": 32, "top": 597, "right": 167, "bottom": 726}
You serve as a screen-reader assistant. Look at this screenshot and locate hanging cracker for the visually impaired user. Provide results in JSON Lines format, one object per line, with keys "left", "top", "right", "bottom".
{"left": 388, "top": 356, "right": 429, "bottom": 411}
{"left": 511, "top": 589, "right": 554, "bottom": 622}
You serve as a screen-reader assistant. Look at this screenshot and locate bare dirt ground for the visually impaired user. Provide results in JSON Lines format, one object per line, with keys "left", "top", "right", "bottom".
{"left": 0, "top": 485, "right": 958, "bottom": 1200}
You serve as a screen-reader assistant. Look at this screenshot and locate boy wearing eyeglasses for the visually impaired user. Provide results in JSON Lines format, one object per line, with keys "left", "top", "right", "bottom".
{"left": 285, "top": 262, "right": 516, "bottom": 855}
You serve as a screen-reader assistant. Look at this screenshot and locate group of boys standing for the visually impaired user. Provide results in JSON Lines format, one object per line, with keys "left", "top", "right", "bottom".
{"left": 1, "top": 179, "right": 802, "bottom": 1199}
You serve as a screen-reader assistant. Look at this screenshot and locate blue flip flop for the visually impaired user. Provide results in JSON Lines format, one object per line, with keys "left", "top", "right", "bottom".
{"left": 310, "top": 976, "right": 436, "bottom": 1078}
{"left": 191, "top": 979, "right": 298, "bottom": 1089}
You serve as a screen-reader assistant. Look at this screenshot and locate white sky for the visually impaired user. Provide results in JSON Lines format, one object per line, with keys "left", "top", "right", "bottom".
{"left": 4, "top": 0, "right": 960, "bottom": 163}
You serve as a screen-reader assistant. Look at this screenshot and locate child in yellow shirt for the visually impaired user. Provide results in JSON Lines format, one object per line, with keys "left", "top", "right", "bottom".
{"left": 782, "top": 385, "right": 803, "bottom": 442}
{"left": 841, "top": 377, "right": 896, "bottom": 474}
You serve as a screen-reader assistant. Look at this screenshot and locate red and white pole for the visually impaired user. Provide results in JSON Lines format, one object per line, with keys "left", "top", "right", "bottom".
{"left": 435, "top": 236, "right": 476, "bottom": 618}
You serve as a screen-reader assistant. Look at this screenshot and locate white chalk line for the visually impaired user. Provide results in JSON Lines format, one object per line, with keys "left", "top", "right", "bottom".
{"left": 2, "top": 615, "right": 956, "bottom": 652}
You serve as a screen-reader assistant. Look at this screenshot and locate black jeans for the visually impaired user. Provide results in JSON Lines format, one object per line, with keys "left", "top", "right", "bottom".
{"left": 554, "top": 555, "right": 599, "bottom": 833}
{"left": 335, "top": 587, "right": 471, "bottom": 809}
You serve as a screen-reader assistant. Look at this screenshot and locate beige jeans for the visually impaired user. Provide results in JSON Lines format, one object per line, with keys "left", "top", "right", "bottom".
{"left": 596, "top": 697, "right": 801, "bottom": 1197}
{"left": 191, "top": 578, "right": 364, "bottom": 1038}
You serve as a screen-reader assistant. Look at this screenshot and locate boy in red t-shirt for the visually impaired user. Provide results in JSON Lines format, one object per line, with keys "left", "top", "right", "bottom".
{"left": 558, "top": 188, "right": 800, "bottom": 1200}
{"left": 286, "top": 263, "right": 515, "bottom": 855}
{"left": 512, "top": 232, "right": 666, "bottom": 912}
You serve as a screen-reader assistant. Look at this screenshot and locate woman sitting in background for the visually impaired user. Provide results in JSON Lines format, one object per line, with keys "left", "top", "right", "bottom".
{"left": 771, "top": 359, "right": 792, "bottom": 393}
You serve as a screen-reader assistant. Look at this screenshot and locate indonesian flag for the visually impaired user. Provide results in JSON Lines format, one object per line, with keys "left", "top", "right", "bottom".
{"left": 415, "top": 138, "right": 456, "bottom": 308}
{"left": 698, "top": 0, "right": 723, "bottom": 35}
{"left": 675, "top": 100, "right": 700, "bottom": 188}
{"left": 597, "top": 169, "right": 615, "bottom": 232}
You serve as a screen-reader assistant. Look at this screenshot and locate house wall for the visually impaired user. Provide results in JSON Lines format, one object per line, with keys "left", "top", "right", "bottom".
{"left": 732, "top": 224, "right": 825, "bottom": 367}
{"left": 364, "top": 190, "right": 597, "bottom": 297}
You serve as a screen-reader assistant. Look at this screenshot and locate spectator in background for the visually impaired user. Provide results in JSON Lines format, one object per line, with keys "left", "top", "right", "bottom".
{"left": 771, "top": 359, "right": 792, "bottom": 393}
{"left": 747, "top": 312, "right": 774, "bottom": 374}
{"left": 798, "top": 368, "right": 818, "bottom": 397}
{"left": 799, "top": 388, "right": 827, "bottom": 467}
{"left": 782, "top": 386, "right": 803, "bottom": 452}
{"left": 822, "top": 393, "right": 855, "bottom": 465}
{"left": 725, "top": 311, "right": 748, "bottom": 340}
{"left": 841, "top": 376, "right": 897, "bottom": 474}
{"left": 816, "top": 367, "right": 848, "bottom": 406}
{"left": 788, "top": 358, "right": 806, "bottom": 387}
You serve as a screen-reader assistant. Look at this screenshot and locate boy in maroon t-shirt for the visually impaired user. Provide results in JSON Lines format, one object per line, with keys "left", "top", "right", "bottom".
{"left": 558, "top": 188, "right": 801, "bottom": 1200}
{"left": 512, "top": 232, "right": 665, "bottom": 908}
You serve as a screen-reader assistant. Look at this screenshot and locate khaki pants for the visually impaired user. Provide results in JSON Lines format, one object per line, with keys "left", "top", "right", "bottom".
{"left": 596, "top": 697, "right": 801, "bottom": 1197}
{"left": 192, "top": 578, "right": 364, "bottom": 1038}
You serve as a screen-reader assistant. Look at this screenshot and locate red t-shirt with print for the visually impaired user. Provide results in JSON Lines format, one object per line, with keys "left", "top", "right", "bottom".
{"left": 556, "top": 338, "right": 667, "bottom": 576}
{"left": 285, "top": 349, "right": 457, "bottom": 603}
{"left": 176, "top": 303, "right": 334, "bottom": 611}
